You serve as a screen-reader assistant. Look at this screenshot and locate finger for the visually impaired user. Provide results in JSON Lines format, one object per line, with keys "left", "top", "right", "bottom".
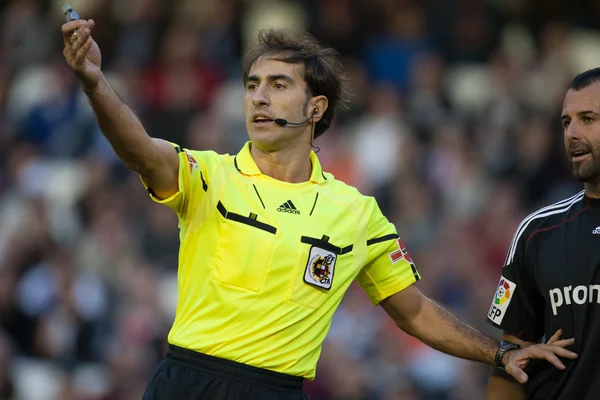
{"left": 62, "top": 20, "right": 87, "bottom": 46}
{"left": 524, "top": 346, "right": 566, "bottom": 369}
{"left": 538, "top": 349, "right": 566, "bottom": 370}
{"left": 72, "top": 27, "right": 90, "bottom": 52}
{"left": 547, "top": 338, "right": 575, "bottom": 348}
{"left": 506, "top": 365, "right": 529, "bottom": 384}
{"left": 61, "top": 20, "right": 87, "bottom": 35}
{"left": 547, "top": 329, "right": 563, "bottom": 343}
{"left": 75, "top": 38, "right": 93, "bottom": 66}
{"left": 65, "top": 21, "right": 93, "bottom": 44}
{"left": 72, "top": 21, "right": 95, "bottom": 47}
{"left": 543, "top": 345, "right": 578, "bottom": 359}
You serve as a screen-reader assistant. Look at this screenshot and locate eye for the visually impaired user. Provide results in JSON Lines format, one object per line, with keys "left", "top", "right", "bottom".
{"left": 246, "top": 83, "right": 257, "bottom": 91}
{"left": 274, "top": 83, "right": 286, "bottom": 90}
{"left": 563, "top": 120, "right": 570, "bottom": 129}
{"left": 583, "top": 116, "right": 594, "bottom": 123}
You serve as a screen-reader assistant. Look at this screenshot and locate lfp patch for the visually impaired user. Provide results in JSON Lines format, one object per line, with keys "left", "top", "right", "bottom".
{"left": 495, "top": 279, "right": 513, "bottom": 305}
{"left": 304, "top": 246, "right": 336, "bottom": 290}
{"left": 488, "top": 276, "right": 516, "bottom": 325}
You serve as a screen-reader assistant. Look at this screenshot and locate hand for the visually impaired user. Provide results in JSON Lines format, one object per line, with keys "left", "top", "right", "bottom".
{"left": 546, "top": 328, "right": 566, "bottom": 345}
{"left": 502, "top": 329, "right": 577, "bottom": 384}
{"left": 61, "top": 19, "right": 102, "bottom": 91}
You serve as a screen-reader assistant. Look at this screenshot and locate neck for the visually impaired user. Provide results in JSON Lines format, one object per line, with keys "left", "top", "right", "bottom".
{"left": 250, "top": 142, "right": 312, "bottom": 183}
{"left": 585, "top": 181, "right": 600, "bottom": 198}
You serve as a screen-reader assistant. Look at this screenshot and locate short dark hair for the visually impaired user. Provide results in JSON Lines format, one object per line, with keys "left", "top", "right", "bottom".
{"left": 569, "top": 67, "right": 600, "bottom": 90}
{"left": 243, "top": 28, "right": 350, "bottom": 139}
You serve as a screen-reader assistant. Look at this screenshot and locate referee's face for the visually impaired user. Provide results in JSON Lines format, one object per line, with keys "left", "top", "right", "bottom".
{"left": 562, "top": 83, "right": 600, "bottom": 184}
{"left": 244, "top": 57, "right": 313, "bottom": 150}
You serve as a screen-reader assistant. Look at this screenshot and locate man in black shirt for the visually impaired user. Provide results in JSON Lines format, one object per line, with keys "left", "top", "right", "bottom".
{"left": 487, "top": 67, "right": 600, "bottom": 399}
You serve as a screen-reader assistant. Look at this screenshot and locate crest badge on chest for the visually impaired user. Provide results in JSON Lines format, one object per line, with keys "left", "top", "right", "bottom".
{"left": 304, "top": 246, "right": 337, "bottom": 290}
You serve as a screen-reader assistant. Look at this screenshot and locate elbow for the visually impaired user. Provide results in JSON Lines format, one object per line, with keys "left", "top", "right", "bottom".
{"left": 393, "top": 317, "right": 419, "bottom": 338}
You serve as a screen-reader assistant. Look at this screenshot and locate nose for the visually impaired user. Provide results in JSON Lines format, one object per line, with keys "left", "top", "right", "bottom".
{"left": 565, "top": 122, "right": 582, "bottom": 142}
{"left": 252, "top": 84, "right": 269, "bottom": 107}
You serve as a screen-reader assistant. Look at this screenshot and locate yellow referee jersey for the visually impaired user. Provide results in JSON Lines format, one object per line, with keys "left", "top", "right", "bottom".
{"left": 141, "top": 141, "right": 420, "bottom": 379}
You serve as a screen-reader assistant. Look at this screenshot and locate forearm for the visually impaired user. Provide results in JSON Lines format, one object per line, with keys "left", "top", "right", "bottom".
{"left": 402, "top": 297, "right": 498, "bottom": 365}
{"left": 487, "top": 367, "right": 526, "bottom": 399}
{"left": 83, "top": 74, "right": 156, "bottom": 173}
{"left": 383, "top": 287, "right": 577, "bottom": 386}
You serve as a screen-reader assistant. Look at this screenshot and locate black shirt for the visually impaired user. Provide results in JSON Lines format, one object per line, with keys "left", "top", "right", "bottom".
{"left": 487, "top": 190, "right": 600, "bottom": 400}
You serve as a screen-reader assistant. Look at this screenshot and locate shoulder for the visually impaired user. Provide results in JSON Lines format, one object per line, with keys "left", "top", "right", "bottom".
{"left": 182, "top": 148, "right": 234, "bottom": 169}
{"left": 322, "top": 174, "right": 381, "bottom": 215}
{"left": 517, "top": 190, "right": 585, "bottom": 235}
{"left": 505, "top": 190, "right": 585, "bottom": 262}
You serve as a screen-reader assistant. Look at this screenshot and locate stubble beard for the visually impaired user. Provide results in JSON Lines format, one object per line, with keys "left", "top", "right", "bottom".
{"left": 571, "top": 149, "right": 600, "bottom": 183}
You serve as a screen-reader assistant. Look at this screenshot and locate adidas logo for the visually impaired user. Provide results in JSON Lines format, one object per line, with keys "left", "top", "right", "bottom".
{"left": 277, "top": 200, "right": 300, "bottom": 215}
{"left": 593, "top": 226, "right": 600, "bottom": 235}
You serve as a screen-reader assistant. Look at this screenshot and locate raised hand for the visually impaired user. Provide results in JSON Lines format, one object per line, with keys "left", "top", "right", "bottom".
{"left": 61, "top": 19, "right": 102, "bottom": 91}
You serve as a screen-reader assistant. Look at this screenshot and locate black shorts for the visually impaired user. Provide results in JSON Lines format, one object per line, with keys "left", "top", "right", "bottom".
{"left": 142, "top": 345, "right": 310, "bottom": 400}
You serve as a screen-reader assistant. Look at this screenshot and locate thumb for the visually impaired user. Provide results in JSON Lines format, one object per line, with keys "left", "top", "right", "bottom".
{"left": 507, "top": 365, "right": 529, "bottom": 384}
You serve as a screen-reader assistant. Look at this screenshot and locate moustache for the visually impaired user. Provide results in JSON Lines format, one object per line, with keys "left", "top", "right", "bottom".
{"left": 568, "top": 144, "right": 592, "bottom": 157}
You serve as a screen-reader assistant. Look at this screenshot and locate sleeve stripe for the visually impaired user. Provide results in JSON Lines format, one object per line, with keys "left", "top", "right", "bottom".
{"left": 410, "top": 264, "right": 420, "bottom": 281}
{"left": 366, "top": 233, "right": 399, "bottom": 246}
{"left": 504, "top": 191, "right": 584, "bottom": 266}
{"left": 200, "top": 172, "right": 208, "bottom": 192}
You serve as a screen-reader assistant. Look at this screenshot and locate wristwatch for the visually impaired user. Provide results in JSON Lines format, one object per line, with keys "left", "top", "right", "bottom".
{"left": 495, "top": 340, "right": 521, "bottom": 369}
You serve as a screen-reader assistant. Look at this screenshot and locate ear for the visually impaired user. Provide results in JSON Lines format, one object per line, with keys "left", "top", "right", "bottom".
{"left": 310, "top": 95, "right": 329, "bottom": 123}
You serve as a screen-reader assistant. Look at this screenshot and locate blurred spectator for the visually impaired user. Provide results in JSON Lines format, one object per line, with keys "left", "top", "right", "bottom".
{"left": 0, "top": 331, "right": 15, "bottom": 399}
{"left": 363, "top": 3, "right": 431, "bottom": 94}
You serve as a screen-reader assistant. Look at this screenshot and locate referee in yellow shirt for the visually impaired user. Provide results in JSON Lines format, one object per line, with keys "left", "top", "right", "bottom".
{"left": 61, "top": 16, "right": 577, "bottom": 400}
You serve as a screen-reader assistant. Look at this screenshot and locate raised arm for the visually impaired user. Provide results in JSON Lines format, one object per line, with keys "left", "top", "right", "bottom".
{"left": 61, "top": 19, "right": 178, "bottom": 199}
{"left": 380, "top": 285, "right": 577, "bottom": 384}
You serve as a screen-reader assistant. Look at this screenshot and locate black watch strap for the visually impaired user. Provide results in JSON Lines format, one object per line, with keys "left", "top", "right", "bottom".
{"left": 495, "top": 340, "right": 521, "bottom": 369}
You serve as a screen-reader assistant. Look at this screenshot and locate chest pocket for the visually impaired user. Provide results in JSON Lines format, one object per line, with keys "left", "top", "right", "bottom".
{"left": 287, "top": 235, "right": 354, "bottom": 309}
{"left": 212, "top": 201, "right": 277, "bottom": 292}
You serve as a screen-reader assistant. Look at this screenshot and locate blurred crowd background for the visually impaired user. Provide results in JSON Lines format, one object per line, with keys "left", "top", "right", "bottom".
{"left": 1, "top": 0, "right": 599, "bottom": 399}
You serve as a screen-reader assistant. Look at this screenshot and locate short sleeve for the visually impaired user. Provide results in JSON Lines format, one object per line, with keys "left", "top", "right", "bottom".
{"left": 355, "top": 198, "right": 421, "bottom": 305}
{"left": 140, "top": 143, "right": 211, "bottom": 221}
{"left": 486, "top": 227, "right": 544, "bottom": 341}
